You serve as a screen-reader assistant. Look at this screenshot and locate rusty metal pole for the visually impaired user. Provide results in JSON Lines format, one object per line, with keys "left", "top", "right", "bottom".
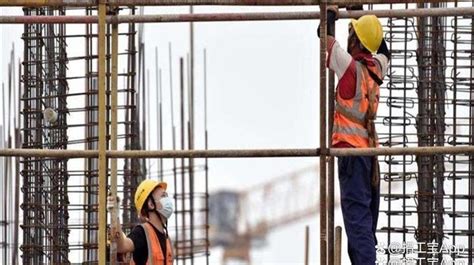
{"left": 335, "top": 226, "right": 342, "bottom": 265}
{"left": 109, "top": 8, "right": 119, "bottom": 265}
{"left": 13, "top": 59, "right": 21, "bottom": 265}
{"left": 169, "top": 43, "right": 180, "bottom": 261}
{"left": 189, "top": 6, "right": 196, "bottom": 261}
{"left": 107, "top": 0, "right": 465, "bottom": 4}
{"left": 305, "top": 225, "right": 310, "bottom": 265}
{"left": 2, "top": 81, "right": 7, "bottom": 265}
{"left": 327, "top": 16, "right": 335, "bottom": 265}
{"left": 203, "top": 48, "right": 210, "bottom": 265}
{"left": 98, "top": 2, "right": 108, "bottom": 265}
{"left": 2, "top": 146, "right": 474, "bottom": 158}
{"left": 1, "top": 7, "right": 474, "bottom": 24}
{"left": 319, "top": 2, "right": 327, "bottom": 265}
{"left": 0, "top": 0, "right": 462, "bottom": 7}
{"left": 180, "top": 57, "right": 187, "bottom": 264}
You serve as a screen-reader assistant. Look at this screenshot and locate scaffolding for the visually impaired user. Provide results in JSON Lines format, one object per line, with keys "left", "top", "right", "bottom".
{"left": 1, "top": 1, "right": 474, "bottom": 265}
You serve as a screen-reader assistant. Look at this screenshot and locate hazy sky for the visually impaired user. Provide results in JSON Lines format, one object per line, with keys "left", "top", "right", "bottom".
{"left": 142, "top": 6, "right": 326, "bottom": 264}
{"left": 142, "top": 6, "right": 327, "bottom": 264}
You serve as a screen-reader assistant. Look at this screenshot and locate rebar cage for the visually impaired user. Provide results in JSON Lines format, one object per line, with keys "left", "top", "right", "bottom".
{"left": 377, "top": 2, "right": 474, "bottom": 264}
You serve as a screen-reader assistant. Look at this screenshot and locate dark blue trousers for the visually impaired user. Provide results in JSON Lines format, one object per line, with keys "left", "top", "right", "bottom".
{"left": 338, "top": 156, "right": 380, "bottom": 265}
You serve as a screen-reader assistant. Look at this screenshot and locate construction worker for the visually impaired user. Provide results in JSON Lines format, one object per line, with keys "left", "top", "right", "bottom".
{"left": 108, "top": 179, "right": 174, "bottom": 265}
{"left": 318, "top": 6, "right": 391, "bottom": 265}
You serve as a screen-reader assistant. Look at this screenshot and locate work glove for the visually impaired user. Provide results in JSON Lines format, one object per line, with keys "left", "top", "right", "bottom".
{"left": 317, "top": 5, "right": 338, "bottom": 38}
{"left": 107, "top": 193, "right": 120, "bottom": 212}
{"left": 345, "top": 5, "right": 363, "bottom": 11}
{"left": 377, "top": 39, "right": 391, "bottom": 61}
{"left": 327, "top": 5, "right": 339, "bottom": 17}
{"left": 107, "top": 193, "right": 124, "bottom": 241}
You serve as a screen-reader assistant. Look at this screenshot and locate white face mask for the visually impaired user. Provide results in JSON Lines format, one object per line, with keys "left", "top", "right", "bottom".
{"left": 157, "top": 197, "right": 174, "bottom": 219}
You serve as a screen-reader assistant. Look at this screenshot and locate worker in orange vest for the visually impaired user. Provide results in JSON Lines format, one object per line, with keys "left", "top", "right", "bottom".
{"left": 109, "top": 179, "right": 174, "bottom": 265}
{"left": 318, "top": 6, "right": 391, "bottom": 265}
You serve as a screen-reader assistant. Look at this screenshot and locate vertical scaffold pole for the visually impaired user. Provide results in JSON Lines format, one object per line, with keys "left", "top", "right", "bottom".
{"left": 98, "top": 2, "right": 107, "bottom": 265}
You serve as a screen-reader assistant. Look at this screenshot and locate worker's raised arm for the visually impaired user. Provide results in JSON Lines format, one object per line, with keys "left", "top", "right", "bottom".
{"left": 326, "top": 39, "right": 353, "bottom": 80}
{"left": 107, "top": 195, "right": 135, "bottom": 253}
{"left": 116, "top": 226, "right": 135, "bottom": 253}
{"left": 316, "top": 6, "right": 353, "bottom": 79}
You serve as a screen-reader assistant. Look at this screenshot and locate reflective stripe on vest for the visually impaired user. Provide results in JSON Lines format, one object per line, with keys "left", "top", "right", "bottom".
{"left": 332, "top": 61, "right": 381, "bottom": 148}
{"left": 333, "top": 122, "right": 369, "bottom": 138}
{"left": 336, "top": 62, "right": 367, "bottom": 124}
{"left": 130, "top": 222, "right": 173, "bottom": 265}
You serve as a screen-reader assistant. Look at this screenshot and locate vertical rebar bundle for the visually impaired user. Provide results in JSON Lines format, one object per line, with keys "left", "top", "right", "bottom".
{"left": 21, "top": 7, "right": 70, "bottom": 264}
{"left": 415, "top": 2, "right": 447, "bottom": 261}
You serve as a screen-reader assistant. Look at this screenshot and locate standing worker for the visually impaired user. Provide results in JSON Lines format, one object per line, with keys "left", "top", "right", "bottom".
{"left": 318, "top": 6, "right": 391, "bottom": 265}
{"left": 108, "top": 179, "right": 174, "bottom": 264}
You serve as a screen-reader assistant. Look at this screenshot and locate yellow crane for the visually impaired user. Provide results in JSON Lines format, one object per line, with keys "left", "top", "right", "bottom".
{"left": 209, "top": 164, "right": 334, "bottom": 264}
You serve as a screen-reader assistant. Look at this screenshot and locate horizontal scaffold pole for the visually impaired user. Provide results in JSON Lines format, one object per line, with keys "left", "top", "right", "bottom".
{"left": 2, "top": 146, "right": 474, "bottom": 158}
{"left": 0, "top": 7, "right": 471, "bottom": 24}
{"left": 0, "top": 0, "right": 460, "bottom": 7}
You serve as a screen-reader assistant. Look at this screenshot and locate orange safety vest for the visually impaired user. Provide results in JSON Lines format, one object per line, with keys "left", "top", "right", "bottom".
{"left": 130, "top": 222, "right": 173, "bottom": 265}
{"left": 332, "top": 60, "right": 382, "bottom": 148}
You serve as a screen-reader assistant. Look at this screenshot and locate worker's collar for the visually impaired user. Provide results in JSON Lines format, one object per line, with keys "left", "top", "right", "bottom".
{"left": 148, "top": 215, "right": 166, "bottom": 234}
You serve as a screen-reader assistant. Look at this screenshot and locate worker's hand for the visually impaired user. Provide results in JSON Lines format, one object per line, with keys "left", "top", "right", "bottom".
{"left": 318, "top": 5, "right": 338, "bottom": 38}
{"left": 346, "top": 5, "right": 363, "bottom": 11}
{"left": 377, "top": 39, "right": 391, "bottom": 61}
{"left": 109, "top": 224, "right": 125, "bottom": 241}
{"left": 107, "top": 193, "right": 120, "bottom": 212}
{"left": 327, "top": 5, "right": 339, "bottom": 20}
{"left": 107, "top": 193, "right": 124, "bottom": 242}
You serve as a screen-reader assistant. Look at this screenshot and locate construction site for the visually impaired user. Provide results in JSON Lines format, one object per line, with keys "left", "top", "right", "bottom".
{"left": 1, "top": 0, "right": 474, "bottom": 264}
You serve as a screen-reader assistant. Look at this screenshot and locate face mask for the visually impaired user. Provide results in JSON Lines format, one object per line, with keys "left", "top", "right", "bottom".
{"left": 157, "top": 197, "right": 174, "bottom": 219}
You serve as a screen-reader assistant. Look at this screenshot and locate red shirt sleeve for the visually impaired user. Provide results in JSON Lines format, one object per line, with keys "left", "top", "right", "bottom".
{"left": 337, "top": 60, "right": 357, "bottom": 100}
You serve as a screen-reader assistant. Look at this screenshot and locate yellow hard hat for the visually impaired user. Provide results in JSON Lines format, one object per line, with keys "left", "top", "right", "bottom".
{"left": 350, "top": 15, "right": 383, "bottom": 54}
{"left": 134, "top": 179, "right": 168, "bottom": 214}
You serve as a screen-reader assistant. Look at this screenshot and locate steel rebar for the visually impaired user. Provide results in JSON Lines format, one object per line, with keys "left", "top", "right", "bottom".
{"left": 319, "top": 2, "right": 327, "bottom": 265}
